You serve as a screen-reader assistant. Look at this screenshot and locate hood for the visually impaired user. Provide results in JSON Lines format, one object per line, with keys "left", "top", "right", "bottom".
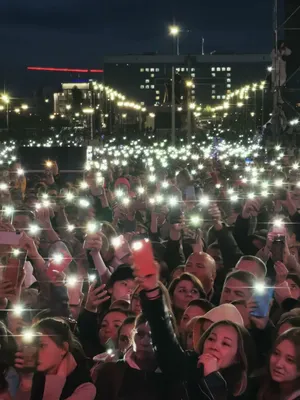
{"left": 203, "top": 303, "right": 244, "bottom": 326}
{"left": 124, "top": 347, "right": 161, "bottom": 373}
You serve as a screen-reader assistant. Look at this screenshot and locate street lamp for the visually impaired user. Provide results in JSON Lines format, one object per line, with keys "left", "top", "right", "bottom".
{"left": 1, "top": 94, "right": 10, "bottom": 131}
{"left": 169, "top": 25, "right": 180, "bottom": 55}
{"left": 21, "top": 104, "right": 28, "bottom": 110}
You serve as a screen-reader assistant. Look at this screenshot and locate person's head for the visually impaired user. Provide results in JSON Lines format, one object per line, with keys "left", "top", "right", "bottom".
{"left": 176, "top": 169, "right": 192, "bottom": 190}
{"left": 185, "top": 252, "right": 216, "bottom": 294}
{"left": 180, "top": 299, "right": 213, "bottom": 333}
{"left": 32, "top": 317, "right": 84, "bottom": 374}
{"left": 286, "top": 274, "right": 300, "bottom": 300}
{"left": 171, "top": 265, "right": 185, "bottom": 280}
{"left": 235, "top": 256, "right": 267, "bottom": 279}
{"left": 98, "top": 308, "right": 129, "bottom": 346}
{"left": 117, "top": 316, "right": 135, "bottom": 355}
{"left": 193, "top": 303, "right": 245, "bottom": 349}
{"left": 269, "top": 328, "right": 300, "bottom": 384}
{"left": 12, "top": 209, "right": 35, "bottom": 231}
{"left": 168, "top": 272, "right": 205, "bottom": 313}
{"left": 276, "top": 315, "right": 300, "bottom": 337}
{"left": 220, "top": 270, "right": 255, "bottom": 304}
{"left": 183, "top": 317, "right": 199, "bottom": 350}
{"left": 132, "top": 314, "right": 155, "bottom": 361}
{"left": 198, "top": 320, "right": 252, "bottom": 396}
{"left": 207, "top": 243, "right": 223, "bottom": 271}
{"left": 107, "top": 264, "right": 136, "bottom": 302}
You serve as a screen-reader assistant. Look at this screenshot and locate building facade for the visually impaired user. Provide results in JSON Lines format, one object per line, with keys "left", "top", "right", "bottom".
{"left": 104, "top": 54, "right": 271, "bottom": 107}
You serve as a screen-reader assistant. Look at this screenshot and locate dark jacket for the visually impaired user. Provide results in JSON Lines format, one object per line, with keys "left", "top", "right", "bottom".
{"left": 140, "top": 290, "right": 230, "bottom": 400}
{"left": 30, "top": 363, "right": 93, "bottom": 400}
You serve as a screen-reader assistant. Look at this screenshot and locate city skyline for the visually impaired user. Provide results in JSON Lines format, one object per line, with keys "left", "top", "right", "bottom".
{"left": 0, "top": 0, "right": 274, "bottom": 95}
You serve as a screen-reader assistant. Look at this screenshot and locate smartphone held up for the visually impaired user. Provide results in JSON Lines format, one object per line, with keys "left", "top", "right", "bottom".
{"left": 131, "top": 239, "right": 156, "bottom": 277}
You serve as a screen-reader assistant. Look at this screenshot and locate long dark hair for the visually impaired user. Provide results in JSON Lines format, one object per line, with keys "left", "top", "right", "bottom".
{"left": 259, "top": 328, "right": 300, "bottom": 400}
{"left": 33, "top": 317, "right": 86, "bottom": 364}
{"left": 198, "top": 320, "right": 255, "bottom": 396}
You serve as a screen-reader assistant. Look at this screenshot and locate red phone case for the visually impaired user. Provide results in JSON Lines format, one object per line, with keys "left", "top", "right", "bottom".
{"left": 131, "top": 239, "right": 156, "bottom": 277}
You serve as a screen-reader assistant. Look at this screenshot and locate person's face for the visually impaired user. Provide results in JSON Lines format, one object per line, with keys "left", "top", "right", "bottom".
{"left": 13, "top": 215, "right": 31, "bottom": 231}
{"left": 278, "top": 323, "right": 293, "bottom": 336}
{"left": 180, "top": 305, "right": 206, "bottom": 332}
{"left": 131, "top": 289, "right": 142, "bottom": 315}
{"left": 270, "top": 340, "right": 300, "bottom": 383}
{"left": 207, "top": 248, "right": 223, "bottom": 270}
{"left": 118, "top": 322, "right": 134, "bottom": 354}
{"left": 185, "top": 253, "right": 215, "bottom": 293}
{"left": 287, "top": 278, "right": 300, "bottom": 300}
{"left": 236, "top": 260, "right": 264, "bottom": 279}
{"left": 134, "top": 322, "right": 154, "bottom": 358}
{"left": 111, "top": 279, "right": 135, "bottom": 302}
{"left": 99, "top": 311, "right": 127, "bottom": 346}
{"left": 203, "top": 325, "right": 238, "bottom": 370}
{"left": 220, "top": 278, "right": 252, "bottom": 304}
{"left": 289, "top": 247, "right": 299, "bottom": 263}
{"left": 173, "top": 280, "right": 200, "bottom": 311}
{"left": 186, "top": 323, "right": 195, "bottom": 350}
{"left": 37, "top": 335, "right": 67, "bottom": 374}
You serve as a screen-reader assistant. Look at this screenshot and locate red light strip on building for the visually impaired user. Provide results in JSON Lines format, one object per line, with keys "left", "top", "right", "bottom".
{"left": 27, "top": 67, "right": 104, "bottom": 73}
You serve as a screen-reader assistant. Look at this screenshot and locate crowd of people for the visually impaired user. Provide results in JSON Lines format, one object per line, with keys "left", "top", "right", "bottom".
{"left": 0, "top": 139, "right": 299, "bottom": 399}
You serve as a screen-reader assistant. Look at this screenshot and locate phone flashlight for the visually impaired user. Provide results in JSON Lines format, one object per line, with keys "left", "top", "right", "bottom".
{"left": 88, "top": 274, "right": 96, "bottom": 283}
{"left": 42, "top": 193, "right": 49, "bottom": 200}
{"left": 137, "top": 187, "right": 145, "bottom": 195}
{"left": 148, "top": 175, "right": 156, "bottom": 183}
{"left": 155, "top": 195, "right": 164, "bottom": 204}
{"left": 0, "top": 183, "right": 8, "bottom": 191}
{"left": 131, "top": 241, "right": 143, "bottom": 251}
{"left": 230, "top": 194, "right": 239, "bottom": 202}
{"left": 66, "top": 275, "right": 78, "bottom": 288}
{"left": 273, "top": 219, "right": 283, "bottom": 228}
{"left": 162, "top": 181, "right": 169, "bottom": 189}
{"left": 17, "top": 168, "right": 24, "bottom": 176}
{"left": 65, "top": 192, "right": 75, "bottom": 202}
{"left": 112, "top": 237, "right": 122, "bottom": 248}
{"left": 45, "top": 161, "right": 53, "bottom": 168}
{"left": 67, "top": 224, "right": 75, "bottom": 232}
{"left": 13, "top": 304, "right": 24, "bottom": 317}
{"left": 200, "top": 196, "right": 210, "bottom": 206}
{"left": 3, "top": 205, "right": 14, "bottom": 216}
{"left": 122, "top": 198, "right": 130, "bottom": 206}
{"left": 42, "top": 200, "right": 50, "bottom": 207}
{"left": 29, "top": 224, "right": 40, "bottom": 235}
{"left": 169, "top": 197, "right": 178, "bottom": 207}
{"left": 190, "top": 215, "right": 201, "bottom": 226}
{"left": 115, "top": 189, "right": 123, "bottom": 198}
{"left": 12, "top": 249, "right": 21, "bottom": 257}
{"left": 22, "top": 329, "right": 35, "bottom": 344}
{"left": 52, "top": 253, "right": 64, "bottom": 264}
{"left": 254, "top": 282, "right": 266, "bottom": 294}
{"left": 86, "top": 222, "right": 98, "bottom": 234}
{"left": 78, "top": 199, "right": 90, "bottom": 208}
{"left": 80, "top": 181, "right": 89, "bottom": 190}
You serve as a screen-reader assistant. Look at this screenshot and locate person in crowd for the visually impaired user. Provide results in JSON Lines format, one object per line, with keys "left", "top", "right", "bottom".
{"left": 136, "top": 264, "right": 255, "bottom": 400}
{"left": 259, "top": 328, "right": 300, "bottom": 400}
{"left": 168, "top": 272, "right": 206, "bottom": 323}
{"left": 94, "top": 314, "right": 173, "bottom": 400}
{"left": 15, "top": 317, "right": 96, "bottom": 399}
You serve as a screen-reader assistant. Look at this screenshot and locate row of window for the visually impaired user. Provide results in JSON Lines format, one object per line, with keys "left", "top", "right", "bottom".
{"left": 211, "top": 67, "right": 231, "bottom": 72}
{"left": 141, "top": 85, "right": 155, "bottom": 89}
{"left": 140, "top": 68, "right": 160, "bottom": 72}
{"left": 212, "top": 95, "right": 227, "bottom": 99}
{"left": 176, "top": 68, "right": 196, "bottom": 72}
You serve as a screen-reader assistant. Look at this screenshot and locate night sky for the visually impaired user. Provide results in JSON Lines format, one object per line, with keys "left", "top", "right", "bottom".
{"left": 0, "top": 0, "right": 274, "bottom": 95}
